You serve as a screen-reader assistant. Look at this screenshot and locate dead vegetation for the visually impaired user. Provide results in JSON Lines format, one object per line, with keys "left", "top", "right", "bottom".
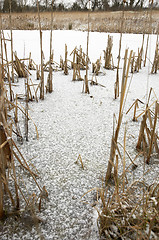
{"left": 0, "top": 12, "right": 49, "bottom": 222}
{"left": 100, "top": 5, "right": 159, "bottom": 239}
{"left": 96, "top": 178, "right": 159, "bottom": 239}
{"left": 0, "top": 10, "right": 159, "bottom": 34}
{"left": 0, "top": 4, "right": 159, "bottom": 240}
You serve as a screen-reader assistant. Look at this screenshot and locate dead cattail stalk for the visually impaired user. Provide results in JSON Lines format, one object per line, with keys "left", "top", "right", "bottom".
{"left": 13, "top": 52, "right": 29, "bottom": 78}
{"left": 76, "top": 154, "right": 84, "bottom": 170}
{"left": 37, "top": 0, "right": 44, "bottom": 100}
{"left": 151, "top": 36, "right": 159, "bottom": 74}
{"left": 114, "top": 154, "right": 120, "bottom": 203}
{"left": 9, "top": 124, "right": 20, "bottom": 210}
{"left": 133, "top": 99, "right": 139, "bottom": 122}
{"left": 115, "top": 10, "right": 125, "bottom": 99}
{"left": 136, "top": 113, "right": 147, "bottom": 151}
{"left": 139, "top": 34, "right": 145, "bottom": 69}
{"left": 9, "top": 0, "right": 14, "bottom": 83}
{"left": 36, "top": 65, "right": 40, "bottom": 80}
{"left": 104, "top": 35, "right": 113, "bottom": 70}
{"left": 15, "top": 94, "right": 18, "bottom": 123}
{"left": 83, "top": 0, "right": 90, "bottom": 94}
{"left": 25, "top": 78, "right": 29, "bottom": 141}
{"left": 2, "top": 31, "right": 12, "bottom": 101}
{"left": 28, "top": 53, "right": 36, "bottom": 70}
{"left": 146, "top": 101, "right": 158, "bottom": 164}
{"left": 131, "top": 52, "right": 135, "bottom": 73}
{"left": 0, "top": 51, "right": 4, "bottom": 218}
{"left": 92, "top": 57, "right": 102, "bottom": 76}
{"left": 64, "top": 44, "right": 68, "bottom": 75}
{"left": 48, "top": 0, "right": 54, "bottom": 93}
{"left": 106, "top": 49, "right": 133, "bottom": 183}
{"left": 144, "top": 35, "right": 149, "bottom": 67}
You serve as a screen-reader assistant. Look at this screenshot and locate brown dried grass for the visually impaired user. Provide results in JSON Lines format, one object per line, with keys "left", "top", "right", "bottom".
{"left": 0, "top": 10, "right": 159, "bottom": 33}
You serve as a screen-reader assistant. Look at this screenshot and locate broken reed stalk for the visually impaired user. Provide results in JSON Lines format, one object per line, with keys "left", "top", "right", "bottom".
{"left": 0, "top": 14, "right": 4, "bottom": 81}
{"left": 105, "top": 49, "right": 133, "bottom": 183}
{"left": 2, "top": 31, "right": 12, "bottom": 102}
{"left": 122, "top": 125, "right": 126, "bottom": 193}
{"left": 104, "top": 35, "right": 113, "bottom": 69}
{"left": 48, "top": 0, "right": 54, "bottom": 93}
{"left": 139, "top": 34, "right": 145, "bottom": 69}
{"left": 25, "top": 78, "right": 29, "bottom": 141}
{"left": 0, "top": 45, "right": 4, "bottom": 218}
{"left": 146, "top": 101, "right": 158, "bottom": 164}
{"left": 136, "top": 90, "right": 159, "bottom": 163}
{"left": 115, "top": 9, "right": 124, "bottom": 99}
{"left": 77, "top": 154, "right": 84, "bottom": 169}
{"left": 151, "top": 35, "right": 159, "bottom": 74}
{"left": 37, "top": 0, "right": 44, "bottom": 100}
{"left": 64, "top": 44, "right": 68, "bottom": 75}
{"left": 9, "top": 0, "right": 14, "bottom": 83}
{"left": 134, "top": 35, "right": 145, "bottom": 73}
{"left": 83, "top": 0, "right": 90, "bottom": 94}
{"left": 144, "top": 35, "right": 149, "bottom": 67}
{"left": 0, "top": 40, "right": 4, "bottom": 79}
{"left": 10, "top": 125, "right": 20, "bottom": 210}
{"left": 15, "top": 94, "right": 18, "bottom": 123}
{"left": 13, "top": 52, "right": 29, "bottom": 78}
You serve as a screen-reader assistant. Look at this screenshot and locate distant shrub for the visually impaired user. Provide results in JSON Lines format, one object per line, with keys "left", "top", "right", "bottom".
{"left": 27, "top": 22, "right": 34, "bottom": 29}
{"left": 68, "top": 23, "right": 72, "bottom": 30}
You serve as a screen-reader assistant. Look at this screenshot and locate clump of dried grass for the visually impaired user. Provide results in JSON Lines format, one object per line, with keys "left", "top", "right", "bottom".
{"left": 97, "top": 124, "right": 158, "bottom": 239}
{"left": 0, "top": 29, "right": 46, "bottom": 221}
{"left": 97, "top": 178, "right": 159, "bottom": 239}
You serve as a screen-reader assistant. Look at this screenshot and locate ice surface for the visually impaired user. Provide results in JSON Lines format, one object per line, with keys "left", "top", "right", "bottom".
{"left": 1, "top": 30, "right": 159, "bottom": 240}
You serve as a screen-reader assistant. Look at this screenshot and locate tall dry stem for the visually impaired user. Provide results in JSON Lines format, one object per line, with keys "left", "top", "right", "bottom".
{"left": 48, "top": 0, "right": 54, "bottom": 93}
{"left": 146, "top": 101, "right": 158, "bottom": 164}
{"left": 2, "top": 31, "right": 12, "bottom": 101}
{"left": 9, "top": 0, "right": 14, "bottom": 83}
{"left": 37, "top": 0, "right": 44, "bottom": 100}
{"left": 106, "top": 49, "right": 133, "bottom": 183}
{"left": 144, "top": 35, "right": 149, "bottom": 67}
{"left": 0, "top": 49, "right": 4, "bottom": 219}
{"left": 115, "top": 9, "right": 125, "bottom": 99}
{"left": 83, "top": 0, "right": 90, "bottom": 94}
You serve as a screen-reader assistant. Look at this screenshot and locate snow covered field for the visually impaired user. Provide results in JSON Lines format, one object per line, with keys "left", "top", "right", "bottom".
{"left": 1, "top": 30, "right": 159, "bottom": 240}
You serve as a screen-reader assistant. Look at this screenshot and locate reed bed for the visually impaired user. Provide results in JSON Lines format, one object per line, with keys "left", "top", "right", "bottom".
{"left": 102, "top": 5, "right": 158, "bottom": 238}
{"left": 1, "top": 11, "right": 159, "bottom": 34}
{"left": 0, "top": 3, "right": 159, "bottom": 239}
{"left": 0, "top": 11, "right": 47, "bottom": 222}
{"left": 0, "top": 67, "right": 47, "bottom": 220}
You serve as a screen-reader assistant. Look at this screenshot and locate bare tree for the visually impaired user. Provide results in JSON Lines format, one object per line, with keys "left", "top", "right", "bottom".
{"left": 77, "top": 0, "right": 89, "bottom": 9}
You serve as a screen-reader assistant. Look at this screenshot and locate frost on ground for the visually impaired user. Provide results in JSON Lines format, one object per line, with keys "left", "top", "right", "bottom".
{"left": 0, "top": 30, "right": 159, "bottom": 240}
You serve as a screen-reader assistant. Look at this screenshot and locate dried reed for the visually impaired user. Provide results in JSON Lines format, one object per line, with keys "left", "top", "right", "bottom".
{"left": 9, "top": 0, "right": 14, "bottom": 83}
{"left": 115, "top": 9, "right": 125, "bottom": 99}
{"left": 37, "top": 0, "right": 44, "bottom": 100}
{"left": 48, "top": 0, "right": 54, "bottom": 93}
{"left": 104, "top": 35, "right": 114, "bottom": 70}
{"left": 83, "top": 0, "right": 90, "bottom": 94}
{"left": 106, "top": 49, "right": 133, "bottom": 183}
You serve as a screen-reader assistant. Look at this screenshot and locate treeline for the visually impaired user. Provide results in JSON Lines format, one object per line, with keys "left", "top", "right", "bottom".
{"left": 0, "top": 0, "right": 159, "bottom": 13}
